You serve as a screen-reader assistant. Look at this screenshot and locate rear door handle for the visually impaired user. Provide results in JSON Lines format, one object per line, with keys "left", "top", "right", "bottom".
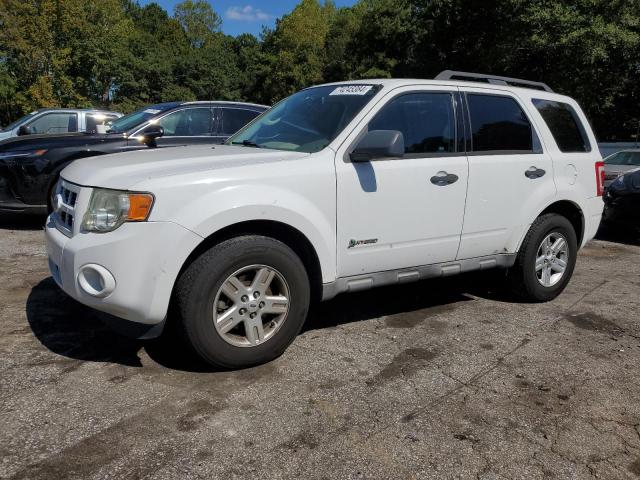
{"left": 430, "top": 171, "right": 459, "bottom": 186}
{"left": 525, "top": 166, "right": 546, "bottom": 179}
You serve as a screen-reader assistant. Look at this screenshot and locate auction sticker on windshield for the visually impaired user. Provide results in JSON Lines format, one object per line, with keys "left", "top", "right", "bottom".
{"left": 330, "top": 85, "right": 373, "bottom": 95}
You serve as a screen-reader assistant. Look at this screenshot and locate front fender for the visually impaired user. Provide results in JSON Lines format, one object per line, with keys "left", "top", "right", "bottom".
{"left": 156, "top": 184, "right": 337, "bottom": 283}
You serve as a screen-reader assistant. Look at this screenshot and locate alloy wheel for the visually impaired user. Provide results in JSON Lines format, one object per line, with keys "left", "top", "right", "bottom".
{"left": 212, "top": 264, "right": 290, "bottom": 347}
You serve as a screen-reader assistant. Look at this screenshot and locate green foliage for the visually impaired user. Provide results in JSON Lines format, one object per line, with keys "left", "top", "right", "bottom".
{"left": 0, "top": 0, "right": 637, "bottom": 140}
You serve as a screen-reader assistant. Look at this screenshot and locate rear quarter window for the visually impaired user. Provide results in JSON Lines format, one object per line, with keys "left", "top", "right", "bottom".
{"left": 532, "top": 99, "right": 591, "bottom": 153}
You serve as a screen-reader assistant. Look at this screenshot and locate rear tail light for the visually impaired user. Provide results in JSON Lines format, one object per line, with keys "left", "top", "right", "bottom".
{"left": 595, "top": 161, "right": 605, "bottom": 196}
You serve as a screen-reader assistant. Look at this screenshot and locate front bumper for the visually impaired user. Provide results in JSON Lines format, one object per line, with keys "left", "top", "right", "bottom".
{"left": 603, "top": 195, "right": 640, "bottom": 228}
{"left": 45, "top": 217, "right": 202, "bottom": 333}
{"left": 0, "top": 176, "right": 46, "bottom": 213}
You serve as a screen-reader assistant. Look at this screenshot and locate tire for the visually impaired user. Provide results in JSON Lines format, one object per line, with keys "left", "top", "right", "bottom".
{"left": 47, "top": 175, "right": 59, "bottom": 214}
{"left": 507, "top": 213, "right": 578, "bottom": 302}
{"left": 174, "top": 235, "right": 310, "bottom": 369}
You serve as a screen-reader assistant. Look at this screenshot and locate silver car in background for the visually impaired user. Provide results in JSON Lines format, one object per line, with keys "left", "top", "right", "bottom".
{"left": 603, "top": 149, "right": 640, "bottom": 187}
{"left": 0, "top": 108, "right": 123, "bottom": 141}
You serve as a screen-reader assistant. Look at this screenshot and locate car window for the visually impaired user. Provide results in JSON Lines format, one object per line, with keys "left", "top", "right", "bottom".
{"left": 220, "top": 108, "right": 261, "bottom": 135}
{"left": 227, "top": 84, "right": 379, "bottom": 153}
{"left": 368, "top": 92, "right": 456, "bottom": 155}
{"left": 467, "top": 94, "right": 535, "bottom": 152}
{"left": 1, "top": 112, "right": 37, "bottom": 131}
{"left": 155, "top": 108, "right": 213, "bottom": 136}
{"left": 86, "top": 113, "right": 120, "bottom": 133}
{"left": 604, "top": 151, "right": 640, "bottom": 166}
{"left": 28, "top": 112, "right": 78, "bottom": 134}
{"left": 532, "top": 99, "right": 591, "bottom": 153}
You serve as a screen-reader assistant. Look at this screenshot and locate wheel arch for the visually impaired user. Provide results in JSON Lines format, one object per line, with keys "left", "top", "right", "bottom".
{"left": 175, "top": 219, "right": 324, "bottom": 303}
{"left": 537, "top": 200, "right": 585, "bottom": 246}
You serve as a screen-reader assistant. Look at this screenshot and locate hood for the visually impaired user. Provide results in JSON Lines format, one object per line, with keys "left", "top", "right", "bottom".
{"left": 61, "top": 144, "right": 309, "bottom": 189}
{"left": 604, "top": 164, "right": 639, "bottom": 175}
{"left": 607, "top": 167, "right": 640, "bottom": 195}
{"left": 0, "top": 131, "right": 123, "bottom": 150}
{"left": 0, "top": 130, "right": 12, "bottom": 141}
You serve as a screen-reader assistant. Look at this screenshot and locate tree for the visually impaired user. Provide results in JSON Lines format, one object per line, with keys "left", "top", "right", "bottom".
{"left": 174, "top": 0, "right": 222, "bottom": 48}
{"left": 256, "top": 0, "right": 336, "bottom": 103}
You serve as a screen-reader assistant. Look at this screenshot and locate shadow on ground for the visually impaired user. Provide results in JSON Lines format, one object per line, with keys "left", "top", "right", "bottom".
{"left": 596, "top": 224, "right": 640, "bottom": 247}
{"left": 0, "top": 213, "right": 46, "bottom": 231}
{"left": 27, "top": 271, "right": 512, "bottom": 372}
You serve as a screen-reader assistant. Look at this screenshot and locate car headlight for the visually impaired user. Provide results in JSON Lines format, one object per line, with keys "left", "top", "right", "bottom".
{"left": 612, "top": 175, "right": 625, "bottom": 187}
{"left": 81, "top": 188, "right": 154, "bottom": 233}
{"left": 0, "top": 149, "right": 47, "bottom": 160}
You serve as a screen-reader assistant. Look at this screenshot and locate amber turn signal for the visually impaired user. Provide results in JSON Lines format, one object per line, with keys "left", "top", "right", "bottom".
{"left": 127, "top": 193, "right": 154, "bottom": 221}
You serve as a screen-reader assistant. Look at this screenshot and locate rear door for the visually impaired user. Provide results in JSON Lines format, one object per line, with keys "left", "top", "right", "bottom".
{"left": 215, "top": 107, "right": 262, "bottom": 143}
{"left": 456, "top": 88, "right": 556, "bottom": 259}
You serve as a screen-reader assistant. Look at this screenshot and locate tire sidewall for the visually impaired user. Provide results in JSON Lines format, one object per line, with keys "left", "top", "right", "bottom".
{"left": 181, "top": 237, "right": 310, "bottom": 368}
{"left": 520, "top": 216, "right": 578, "bottom": 301}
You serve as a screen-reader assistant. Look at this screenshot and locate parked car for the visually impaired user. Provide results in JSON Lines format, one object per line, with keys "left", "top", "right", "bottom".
{"left": 0, "top": 101, "right": 267, "bottom": 213}
{"left": 603, "top": 149, "right": 640, "bottom": 187}
{"left": 46, "top": 72, "right": 603, "bottom": 368}
{"left": 0, "top": 108, "right": 123, "bottom": 141}
{"left": 603, "top": 167, "right": 640, "bottom": 230}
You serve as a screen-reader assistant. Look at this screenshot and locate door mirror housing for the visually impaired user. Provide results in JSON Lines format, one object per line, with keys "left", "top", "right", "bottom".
{"left": 350, "top": 130, "right": 405, "bottom": 162}
{"left": 140, "top": 125, "right": 164, "bottom": 148}
{"left": 17, "top": 125, "right": 32, "bottom": 136}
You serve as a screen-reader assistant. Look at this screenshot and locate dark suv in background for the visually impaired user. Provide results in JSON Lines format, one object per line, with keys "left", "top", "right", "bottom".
{"left": 0, "top": 101, "right": 267, "bottom": 214}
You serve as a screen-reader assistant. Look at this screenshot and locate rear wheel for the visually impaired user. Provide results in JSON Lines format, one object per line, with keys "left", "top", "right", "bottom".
{"left": 508, "top": 213, "right": 577, "bottom": 302}
{"left": 174, "top": 235, "right": 310, "bottom": 369}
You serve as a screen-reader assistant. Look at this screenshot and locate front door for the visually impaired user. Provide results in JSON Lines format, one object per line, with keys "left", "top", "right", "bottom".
{"left": 335, "top": 87, "right": 469, "bottom": 277}
{"left": 153, "top": 106, "right": 217, "bottom": 147}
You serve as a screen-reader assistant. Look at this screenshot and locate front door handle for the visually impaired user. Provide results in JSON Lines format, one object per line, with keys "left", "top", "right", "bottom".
{"left": 430, "top": 171, "right": 459, "bottom": 186}
{"left": 525, "top": 166, "right": 546, "bottom": 179}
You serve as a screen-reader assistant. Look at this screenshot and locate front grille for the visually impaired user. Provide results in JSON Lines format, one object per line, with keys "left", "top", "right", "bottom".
{"left": 54, "top": 180, "right": 80, "bottom": 236}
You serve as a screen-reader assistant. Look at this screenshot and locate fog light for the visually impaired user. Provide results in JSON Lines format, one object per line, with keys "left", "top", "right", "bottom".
{"left": 77, "top": 264, "right": 116, "bottom": 298}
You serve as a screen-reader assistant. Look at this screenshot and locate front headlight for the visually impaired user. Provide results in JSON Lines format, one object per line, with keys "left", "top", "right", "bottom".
{"left": 0, "top": 149, "right": 47, "bottom": 160}
{"left": 612, "top": 175, "right": 625, "bottom": 187}
{"left": 81, "top": 188, "right": 154, "bottom": 233}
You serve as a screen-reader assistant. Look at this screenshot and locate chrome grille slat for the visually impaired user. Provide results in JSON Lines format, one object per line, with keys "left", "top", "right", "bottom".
{"left": 53, "top": 180, "right": 81, "bottom": 237}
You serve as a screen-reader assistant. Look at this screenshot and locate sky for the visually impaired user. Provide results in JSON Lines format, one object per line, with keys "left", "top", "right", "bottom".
{"left": 141, "top": 0, "right": 358, "bottom": 37}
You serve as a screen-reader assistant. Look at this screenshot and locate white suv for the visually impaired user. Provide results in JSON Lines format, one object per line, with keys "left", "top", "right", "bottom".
{"left": 45, "top": 71, "right": 605, "bottom": 368}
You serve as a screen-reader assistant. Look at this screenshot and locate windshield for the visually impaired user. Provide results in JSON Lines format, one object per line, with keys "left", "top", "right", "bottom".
{"left": 227, "top": 84, "right": 379, "bottom": 153}
{"left": 604, "top": 151, "right": 640, "bottom": 167}
{"left": 106, "top": 104, "right": 177, "bottom": 134}
{"left": 1, "top": 111, "right": 38, "bottom": 131}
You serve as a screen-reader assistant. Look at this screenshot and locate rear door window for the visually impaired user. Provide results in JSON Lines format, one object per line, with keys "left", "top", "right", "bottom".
{"left": 466, "top": 94, "right": 537, "bottom": 153}
{"left": 368, "top": 92, "right": 456, "bottom": 155}
{"left": 532, "top": 99, "right": 591, "bottom": 152}
{"left": 28, "top": 112, "right": 78, "bottom": 134}
{"left": 86, "top": 113, "right": 120, "bottom": 133}
{"left": 155, "top": 108, "right": 214, "bottom": 136}
{"left": 219, "top": 108, "right": 261, "bottom": 135}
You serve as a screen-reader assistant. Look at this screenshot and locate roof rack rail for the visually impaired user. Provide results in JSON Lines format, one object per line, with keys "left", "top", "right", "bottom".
{"left": 434, "top": 70, "right": 553, "bottom": 93}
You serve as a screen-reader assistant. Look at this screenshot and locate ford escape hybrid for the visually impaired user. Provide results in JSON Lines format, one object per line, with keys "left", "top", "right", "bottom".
{"left": 46, "top": 71, "right": 604, "bottom": 368}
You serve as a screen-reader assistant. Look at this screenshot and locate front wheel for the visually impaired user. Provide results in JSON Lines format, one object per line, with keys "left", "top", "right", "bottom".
{"left": 507, "top": 213, "right": 578, "bottom": 302}
{"left": 174, "top": 235, "right": 310, "bottom": 369}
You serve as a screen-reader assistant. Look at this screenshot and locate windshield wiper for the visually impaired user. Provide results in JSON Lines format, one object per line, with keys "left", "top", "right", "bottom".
{"left": 231, "top": 140, "right": 261, "bottom": 148}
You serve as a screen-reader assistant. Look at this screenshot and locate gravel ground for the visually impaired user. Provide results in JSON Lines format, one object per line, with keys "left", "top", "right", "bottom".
{"left": 1, "top": 215, "right": 640, "bottom": 480}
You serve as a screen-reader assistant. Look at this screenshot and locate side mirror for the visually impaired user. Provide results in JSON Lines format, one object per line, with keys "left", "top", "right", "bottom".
{"left": 350, "top": 130, "right": 404, "bottom": 162}
{"left": 140, "top": 125, "right": 164, "bottom": 148}
{"left": 17, "top": 125, "right": 32, "bottom": 136}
